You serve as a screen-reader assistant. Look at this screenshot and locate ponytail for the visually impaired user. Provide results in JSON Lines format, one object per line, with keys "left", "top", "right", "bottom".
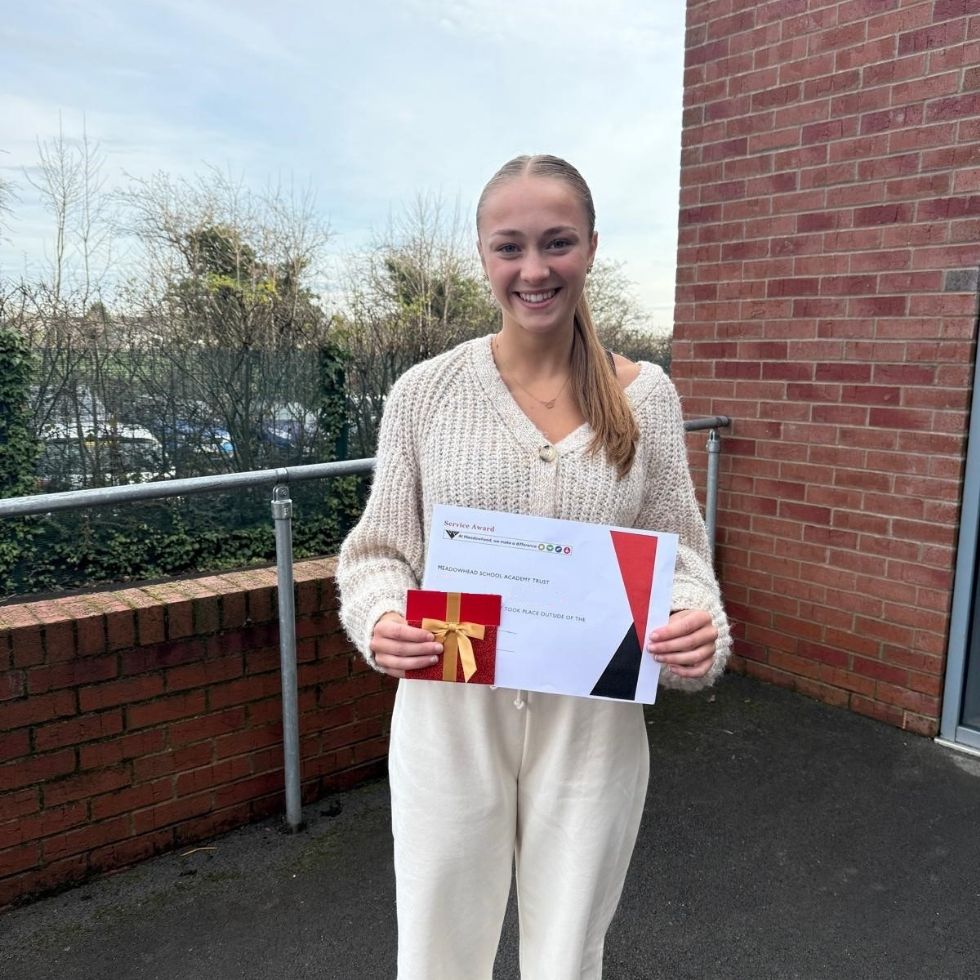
{"left": 572, "top": 293, "right": 638, "bottom": 479}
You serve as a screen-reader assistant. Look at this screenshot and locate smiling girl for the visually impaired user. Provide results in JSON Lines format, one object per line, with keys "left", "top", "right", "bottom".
{"left": 337, "top": 154, "right": 730, "bottom": 979}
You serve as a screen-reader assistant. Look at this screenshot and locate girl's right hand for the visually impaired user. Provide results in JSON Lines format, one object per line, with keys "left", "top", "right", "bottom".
{"left": 370, "top": 612, "right": 444, "bottom": 677}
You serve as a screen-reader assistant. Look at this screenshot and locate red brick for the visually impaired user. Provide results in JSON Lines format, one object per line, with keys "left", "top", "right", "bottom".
{"left": 1, "top": 788, "right": 40, "bottom": 822}
{"left": 11, "top": 626, "right": 44, "bottom": 668}
{"left": 88, "top": 828, "right": 175, "bottom": 874}
{"left": 42, "top": 766, "right": 130, "bottom": 807}
{"left": 0, "top": 670, "right": 24, "bottom": 701}
{"left": 688, "top": 38, "right": 731, "bottom": 67}
{"left": 134, "top": 742, "right": 212, "bottom": 782}
{"left": 169, "top": 706, "right": 247, "bottom": 748}
{"left": 0, "top": 690, "right": 76, "bottom": 731}
{"left": 106, "top": 611, "right": 136, "bottom": 652}
{"left": 874, "top": 682, "right": 940, "bottom": 716}
{"left": 175, "top": 756, "right": 253, "bottom": 798}
{"left": 43, "top": 815, "right": 131, "bottom": 862}
{"left": 0, "top": 729, "right": 30, "bottom": 765}
{"left": 868, "top": 407, "right": 935, "bottom": 431}
{"left": 167, "top": 599, "right": 195, "bottom": 639}
{"left": 137, "top": 606, "right": 166, "bottom": 645}
{"left": 246, "top": 585, "right": 276, "bottom": 624}
{"left": 191, "top": 596, "right": 220, "bottom": 636}
{"left": 0, "top": 842, "right": 40, "bottom": 876}
{"left": 126, "top": 691, "right": 206, "bottom": 731}
{"left": 75, "top": 615, "right": 106, "bottom": 657}
{"left": 902, "top": 713, "right": 939, "bottom": 736}
{"left": 131, "top": 791, "right": 212, "bottom": 835}
{"left": 27, "top": 655, "right": 118, "bottom": 694}
{"left": 79, "top": 728, "right": 167, "bottom": 771}
{"left": 122, "top": 638, "right": 205, "bottom": 675}
{"left": 40, "top": 620, "right": 75, "bottom": 664}
{"left": 934, "top": 1, "right": 980, "bottom": 21}
{"left": 212, "top": 771, "right": 283, "bottom": 810}
{"left": 172, "top": 803, "right": 252, "bottom": 849}
{"left": 209, "top": 674, "right": 283, "bottom": 710}
{"left": 165, "top": 654, "right": 242, "bottom": 693}
{"left": 0, "top": 852, "right": 90, "bottom": 907}
{"left": 35, "top": 710, "right": 124, "bottom": 752}
{"left": 219, "top": 591, "right": 249, "bottom": 631}
{"left": 0, "top": 800, "right": 87, "bottom": 849}
{"left": 214, "top": 722, "right": 283, "bottom": 761}
{"left": 90, "top": 778, "right": 174, "bottom": 821}
{"left": 79, "top": 675, "right": 165, "bottom": 712}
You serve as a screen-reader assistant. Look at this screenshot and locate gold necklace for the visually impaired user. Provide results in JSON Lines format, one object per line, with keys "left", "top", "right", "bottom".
{"left": 491, "top": 335, "right": 571, "bottom": 410}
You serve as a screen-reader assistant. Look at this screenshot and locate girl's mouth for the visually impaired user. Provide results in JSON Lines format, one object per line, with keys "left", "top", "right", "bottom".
{"left": 517, "top": 288, "right": 559, "bottom": 306}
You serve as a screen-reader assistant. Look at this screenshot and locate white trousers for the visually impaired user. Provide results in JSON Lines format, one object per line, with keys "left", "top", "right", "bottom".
{"left": 389, "top": 681, "right": 650, "bottom": 980}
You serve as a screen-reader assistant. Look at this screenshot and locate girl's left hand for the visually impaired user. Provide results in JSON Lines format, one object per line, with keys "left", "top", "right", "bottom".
{"left": 647, "top": 609, "right": 717, "bottom": 679}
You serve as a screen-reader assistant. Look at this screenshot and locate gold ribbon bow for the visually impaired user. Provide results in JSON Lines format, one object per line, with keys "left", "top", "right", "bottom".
{"left": 421, "top": 592, "right": 486, "bottom": 683}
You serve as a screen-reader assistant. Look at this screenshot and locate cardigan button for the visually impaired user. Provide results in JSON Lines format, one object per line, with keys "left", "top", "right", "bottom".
{"left": 538, "top": 444, "right": 557, "bottom": 462}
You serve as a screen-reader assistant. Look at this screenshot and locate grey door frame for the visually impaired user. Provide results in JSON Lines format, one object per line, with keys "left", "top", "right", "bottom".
{"left": 940, "top": 325, "right": 980, "bottom": 751}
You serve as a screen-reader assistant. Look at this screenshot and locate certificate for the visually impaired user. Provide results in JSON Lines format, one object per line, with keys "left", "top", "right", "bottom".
{"left": 422, "top": 504, "right": 678, "bottom": 704}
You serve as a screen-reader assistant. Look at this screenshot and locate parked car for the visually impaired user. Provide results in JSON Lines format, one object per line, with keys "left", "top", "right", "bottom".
{"left": 257, "top": 402, "right": 319, "bottom": 455}
{"left": 168, "top": 420, "right": 235, "bottom": 459}
{"left": 37, "top": 421, "right": 174, "bottom": 490}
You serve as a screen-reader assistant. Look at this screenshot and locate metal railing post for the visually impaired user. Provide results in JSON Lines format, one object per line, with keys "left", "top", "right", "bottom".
{"left": 271, "top": 482, "right": 303, "bottom": 832}
{"left": 705, "top": 428, "right": 721, "bottom": 559}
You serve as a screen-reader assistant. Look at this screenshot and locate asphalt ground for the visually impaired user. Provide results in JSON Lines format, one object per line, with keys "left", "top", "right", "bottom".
{"left": 2, "top": 672, "right": 979, "bottom": 980}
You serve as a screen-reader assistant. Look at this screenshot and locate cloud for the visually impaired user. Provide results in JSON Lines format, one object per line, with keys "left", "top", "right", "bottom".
{"left": 1, "top": 0, "right": 683, "bottom": 325}
{"left": 410, "top": 0, "right": 679, "bottom": 56}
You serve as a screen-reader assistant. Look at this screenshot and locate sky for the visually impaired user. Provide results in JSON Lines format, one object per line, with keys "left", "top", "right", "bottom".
{"left": 0, "top": 0, "right": 687, "bottom": 332}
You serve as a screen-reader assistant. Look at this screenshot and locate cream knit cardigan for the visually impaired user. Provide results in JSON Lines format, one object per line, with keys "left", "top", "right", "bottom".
{"left": 336, "top": 335, "right": 731, "bottom": 691}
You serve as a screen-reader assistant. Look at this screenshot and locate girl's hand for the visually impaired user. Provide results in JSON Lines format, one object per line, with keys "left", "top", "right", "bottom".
{"left": 647, "top": 609, "right": 717, "bottom": 679}
{"left": 370, "top": 612, "right": 444, "bottom": 678}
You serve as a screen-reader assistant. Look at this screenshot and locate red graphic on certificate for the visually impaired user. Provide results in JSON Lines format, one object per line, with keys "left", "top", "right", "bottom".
{"left": 590, "top": 531, "right": 659, "bottom": 701}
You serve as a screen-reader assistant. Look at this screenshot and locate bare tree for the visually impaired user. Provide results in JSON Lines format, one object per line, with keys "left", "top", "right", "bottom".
{"left": 117, "top": 169, "right": 335, "bottom": 471}
{"left": 586, "top": 259, "right": 672, "bottom": 369}
{"left": 24, "top": 117, "right": 81, "bottom": 305}
{"left": 332, "top": 193, "right": 498, "bottom": 454}
{"left": 0, "top": 163, "right": 13, "bottom": 245}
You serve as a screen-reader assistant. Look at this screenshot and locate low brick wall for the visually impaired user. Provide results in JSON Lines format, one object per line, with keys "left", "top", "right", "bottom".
{"left": 0, "top": 558, "right": 393, "bottom": 910}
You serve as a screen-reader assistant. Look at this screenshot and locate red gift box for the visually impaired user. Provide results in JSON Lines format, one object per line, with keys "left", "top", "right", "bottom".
{"left": 405, "top": 590, "right": 501, "bottom": 686}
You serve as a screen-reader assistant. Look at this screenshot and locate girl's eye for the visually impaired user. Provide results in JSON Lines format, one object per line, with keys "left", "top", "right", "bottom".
{"left": 497, "top": 243, "right": 519, "bottom": 255}
{"left": 549, "top": 239, "right": 572, "bottom": 250}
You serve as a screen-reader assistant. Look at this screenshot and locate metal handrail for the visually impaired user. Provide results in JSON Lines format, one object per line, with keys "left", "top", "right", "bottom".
{"left": 0, "top": 458, "right": 377, "bottom": 518}
{"left": 0, "top": 415, "right": 731, "bottom": 831}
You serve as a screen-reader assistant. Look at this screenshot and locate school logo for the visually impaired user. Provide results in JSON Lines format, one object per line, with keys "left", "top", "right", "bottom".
{"left": 444, "top": 530, "right": 459, "bottom": 539}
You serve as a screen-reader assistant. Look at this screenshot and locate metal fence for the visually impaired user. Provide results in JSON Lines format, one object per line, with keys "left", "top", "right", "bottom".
{"left": 0, "top": 415, "right": 730, "bottom": 830}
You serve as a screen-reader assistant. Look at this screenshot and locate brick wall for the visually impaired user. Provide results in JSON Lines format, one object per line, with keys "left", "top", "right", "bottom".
{"left": 0, "top": 559, "right": 393, "bottom": 909}
{"left": 676, "top": 0, "right": 980, "bottom": 734}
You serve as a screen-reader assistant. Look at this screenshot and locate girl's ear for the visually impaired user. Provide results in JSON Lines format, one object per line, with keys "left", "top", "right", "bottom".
{"left": 589, "top": 231, "right": 599, "bottom": 265}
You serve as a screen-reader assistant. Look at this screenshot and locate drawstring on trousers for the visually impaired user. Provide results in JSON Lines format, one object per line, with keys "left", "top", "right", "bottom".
{"left": 490, "top": 685, "right": 527, "bottom": 710}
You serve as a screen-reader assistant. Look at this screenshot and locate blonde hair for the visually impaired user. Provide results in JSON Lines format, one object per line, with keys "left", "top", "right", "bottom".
{"left": 477, "top": 154, "right": 639, "bottom": 478}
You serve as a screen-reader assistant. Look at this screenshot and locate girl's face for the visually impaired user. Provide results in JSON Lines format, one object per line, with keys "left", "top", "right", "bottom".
{"left": 477, "top": 175, "right": 598, "bottom": 340}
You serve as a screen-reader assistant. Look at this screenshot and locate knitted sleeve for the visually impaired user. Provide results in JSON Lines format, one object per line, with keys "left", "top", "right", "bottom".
{"left": 335, "top": 373, "right": 426, "bottom": 669}
{"left": 637, "top": 375, "right": 732, "bottom": 691}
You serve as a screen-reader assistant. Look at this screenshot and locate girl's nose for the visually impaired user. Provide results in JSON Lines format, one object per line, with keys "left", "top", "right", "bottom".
{"left": 521, "top": 252, "right": 550, "bottom": 284}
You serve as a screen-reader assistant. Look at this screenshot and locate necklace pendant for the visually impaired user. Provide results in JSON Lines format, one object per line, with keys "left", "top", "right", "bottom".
{"left": 542, "top": 398, "right": 557, "bottom": 410}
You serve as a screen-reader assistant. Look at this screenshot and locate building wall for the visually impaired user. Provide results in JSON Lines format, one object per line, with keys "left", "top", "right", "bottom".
{"left": 0, "top": 560, "right": 394, "bottom": 909}
{"left": 676, "top": 0, "right": 980, "bottom": 734}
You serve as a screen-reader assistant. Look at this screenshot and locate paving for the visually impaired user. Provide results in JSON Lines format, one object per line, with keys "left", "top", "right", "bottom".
{"left": 2, "top": 673, "right": 979, "bottom": 980}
